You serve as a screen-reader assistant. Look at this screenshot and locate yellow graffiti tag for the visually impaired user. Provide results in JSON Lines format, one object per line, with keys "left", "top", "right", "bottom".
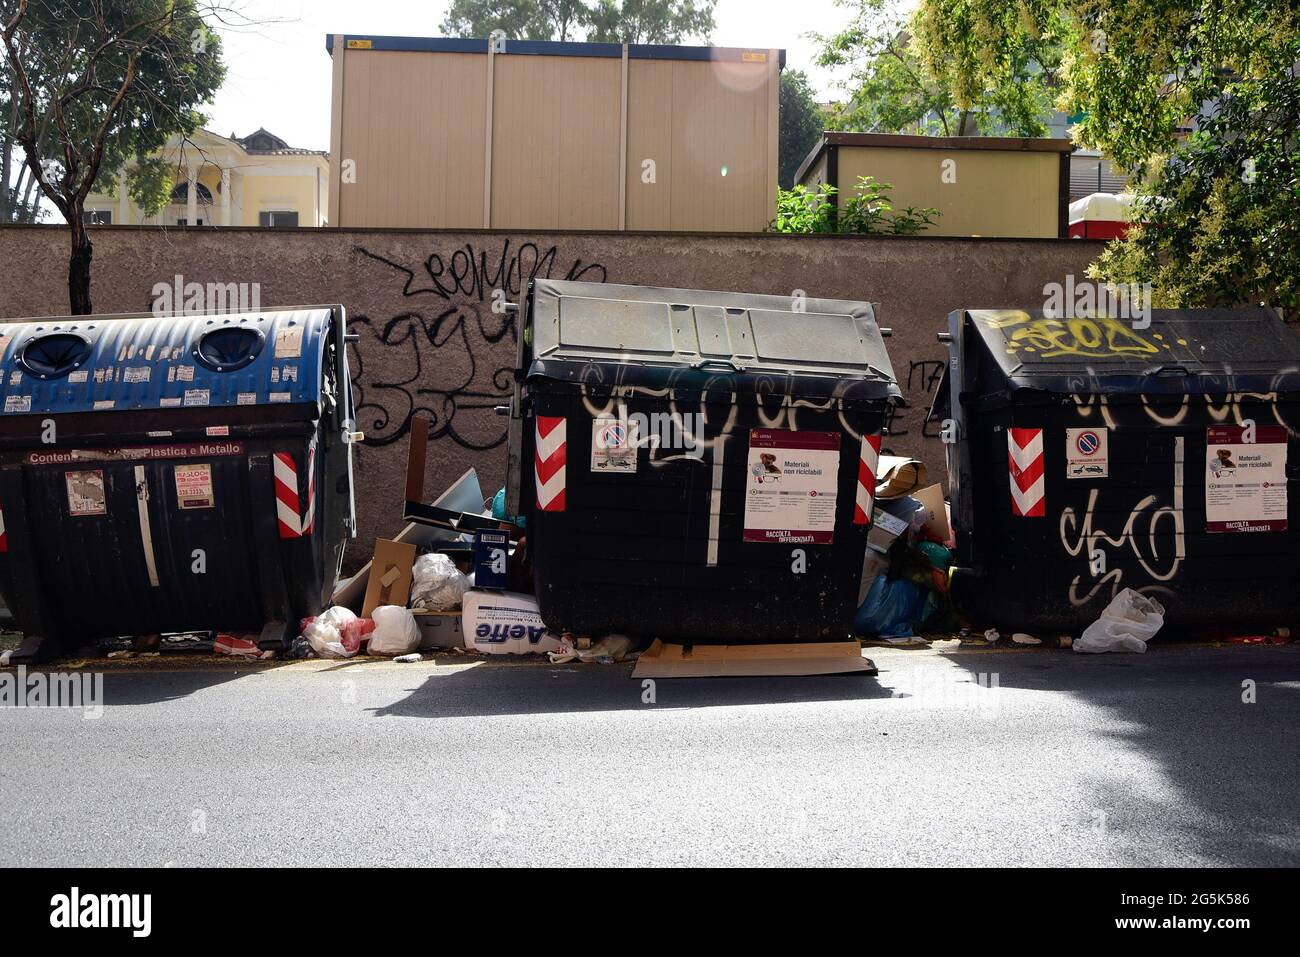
{"left": 975, "top": 310, "right": 1161, "bottom": 359}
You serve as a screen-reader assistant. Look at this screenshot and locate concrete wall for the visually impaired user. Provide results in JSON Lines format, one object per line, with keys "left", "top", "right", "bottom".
{"left": 0, "top": 224, "right": 1105, "bottom": 567}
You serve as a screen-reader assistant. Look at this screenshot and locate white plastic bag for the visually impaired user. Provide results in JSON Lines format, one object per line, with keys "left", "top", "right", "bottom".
{"left": 368, "top": 605, "right": 421, "bottom": 656}
{"left": 1074, "top": 589, "right": 1165, "bottom": 654}
{"left": 410, "top": 553, "right": 471, "bottom": 611}
{"left": 304, "top": 605, "right": 361, "bottom": 659}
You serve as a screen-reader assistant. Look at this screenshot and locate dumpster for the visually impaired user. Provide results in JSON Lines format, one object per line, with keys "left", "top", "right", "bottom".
{"left": 0, "top": 306, "right": 358, "bottom": 660}
{"left": 940, "top": 306, "right": 1300, "bottom": 633}
{"left": 506, "top": 279, "right": 901, "bottom": 642}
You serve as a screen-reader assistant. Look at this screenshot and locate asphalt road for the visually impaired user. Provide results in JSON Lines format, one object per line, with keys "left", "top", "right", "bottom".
{"left": 1, "top": 642, "right": 1297, "bottom": 867}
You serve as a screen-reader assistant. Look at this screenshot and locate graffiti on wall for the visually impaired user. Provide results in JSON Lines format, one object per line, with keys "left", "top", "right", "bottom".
{"left": 349, "top": 240, "right": 606, "bottom": 448}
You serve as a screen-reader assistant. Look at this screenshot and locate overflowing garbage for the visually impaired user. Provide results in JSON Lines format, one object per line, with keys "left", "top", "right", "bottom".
{"left": 288, "top": 467, "right": 637, "bottom": 663}
{"left": 853, "top": 457, "right": 957, "bottom": 644}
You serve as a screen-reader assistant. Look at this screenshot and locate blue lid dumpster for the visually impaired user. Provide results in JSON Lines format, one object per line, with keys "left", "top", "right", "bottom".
{"left": 938, "top": 306, "right": 1300, "bottom": 634}
{"left": 0, "top": 306, "right": 359, "bottom": 661}
{"left": 506, "top": 279, "right": 901, "bottom": 642}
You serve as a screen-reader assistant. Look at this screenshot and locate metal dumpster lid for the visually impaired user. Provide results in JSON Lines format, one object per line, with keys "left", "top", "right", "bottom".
{"left": 963, "top": 307, "right": 1300, "bottom": 394}
{"left": 528, "top": 279, "right": 900, "bottom": 398}
{"left": 0, "top": 307, "right": 339, "bottom": 417}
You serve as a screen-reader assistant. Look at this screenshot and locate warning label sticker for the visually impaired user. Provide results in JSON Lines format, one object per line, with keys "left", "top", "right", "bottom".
{"left": 742, "top": 429, "right": 841, "bottom": 544}
{"left": 1066, "top": 427, "right": 1108, "bottom": 479}
{"left": 591, "top": 416, "right": 638, "bottom": 474}
{"left": 183, "top": 389, "right": 210, "bottom": 407}
{"left": 1206, "top": 425, "right": 1288, "bottom": 533}
{"left": 174, "top": 464, "right": 215, "bottom": 510}
{"left": 4, "top": 395, "right": 31, "bottom": 413}
{"left": 66, "top": 470, "right": 107, "bottom": 516}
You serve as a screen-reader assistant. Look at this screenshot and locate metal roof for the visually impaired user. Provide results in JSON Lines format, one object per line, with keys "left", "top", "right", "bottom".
{"left": 325, "top": 34, "right": 785, "bottom": 68}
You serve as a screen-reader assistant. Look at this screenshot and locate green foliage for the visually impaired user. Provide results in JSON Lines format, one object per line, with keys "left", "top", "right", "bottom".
{"left": 914, "top": 0, "right": 1300, "bottom": 318}
{"left": 770, "top": 176, "right": 940, "bottom": 235}
{"left": 441, "top": 0, "right": 715, "bottom": 44}
{"left": 815, "top": 0, "right": 1058, "bottom": 136}
{"left": 779, "top": 70, "right": 824, "bottom": 189}
{"left": 1, "top": 0, "right": 227, "bottom": 312}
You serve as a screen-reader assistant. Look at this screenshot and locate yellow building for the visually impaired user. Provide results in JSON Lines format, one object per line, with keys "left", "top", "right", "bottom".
{"left": 326, "top": 34, "right": 782, "bottom": 231}
{"left": 795, "top": 132, "right": 1074, "bottom": 239}
{"left": 83, "top": 128, "right": 329, "bottom": 227}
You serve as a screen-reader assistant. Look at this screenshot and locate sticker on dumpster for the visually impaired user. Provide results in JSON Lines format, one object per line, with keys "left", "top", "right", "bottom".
{"left": 183, "top": 389, "right": 210, "bottom": 407}
{"left": 275, "top": 327, "right": 304, "bottom": 359}
{"left": 237, "top": 393, "right": 257, "bottom": 405}
{"left": 65, "top": 470, "right": 107, "bottom": 516}
{"left": 591, "top": 416, "right": 637, "bottom": 473}
{"left": 742, "top": 429, "right": 841, "bottom": 544}
{"left": 1206, "top": 425, "right": 1288, "bottom": 533}
{"left": 4, "top": 395, "right": 31, "bottom": 413}
{"left": 1066, "top": 427, "right": 1108, "bottom": 479}
{"left": 9, "top": 370, "right": 21, "bottom": 386}
{"left": 68, "top": 370, "right": 88, "bottom": 384}
{"left": 174, "top": 464, "right": 215, "bottom": 510}
{"left": 26, "top": 443, "right": 243, "bottom": 466}
{"left": 124, "top": 366, "right": 151, "bottom": 384}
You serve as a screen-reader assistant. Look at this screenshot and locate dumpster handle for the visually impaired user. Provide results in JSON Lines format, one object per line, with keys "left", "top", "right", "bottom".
{"left": 691, "top": 357, "right": 741, "bottom": 372}
{"left": 1153, "top": 365, "right": 1191, "bottom": 377}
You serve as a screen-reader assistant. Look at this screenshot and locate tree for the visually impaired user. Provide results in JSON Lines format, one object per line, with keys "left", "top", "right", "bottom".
{"left": 441, "top": 0, "right": 715, "bottom": 45}
{"left": 1, "top": 0, "right": 226, "bottom": 314}
{"left": 585, "top": 0, "right": 714, "bottom": 44}
{"left": 779, "top": 70, "right": 823, "bottom": 188}
{"left": 913, "top": 0, "right": 1300, "bottom": 318}
{"left": 814, "top": 0, "right": 1059, "bottom": 136}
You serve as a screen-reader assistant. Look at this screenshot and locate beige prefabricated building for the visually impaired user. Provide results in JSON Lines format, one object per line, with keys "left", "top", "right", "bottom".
{"left": 327, "top": 34, "right": 783, "bottom": 231}
{"left": 795, "top": 132, "right": 1074, "bottom": 239}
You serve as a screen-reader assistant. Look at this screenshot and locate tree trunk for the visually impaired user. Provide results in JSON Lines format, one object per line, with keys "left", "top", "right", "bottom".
{"left": 68, "top": 218, "right": 93, "bottom": 315}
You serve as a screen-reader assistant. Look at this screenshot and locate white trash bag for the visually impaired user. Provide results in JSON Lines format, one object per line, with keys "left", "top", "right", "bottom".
{"left": 304, "top": 605, "right": 362, "bottom": 659}
{"left": 368, "top": 605, "right": 422, "bottom": 657}
{"left": 1074, "top": 589, "right": 1166, "bottom": 654}
{"left": 410, "top": 553, "right": 471, "bottom": 611}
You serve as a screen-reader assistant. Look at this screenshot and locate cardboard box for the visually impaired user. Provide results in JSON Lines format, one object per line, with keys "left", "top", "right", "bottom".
{"left": 412, "top": 609, "right": 464, "bottom": 650}
{"left": 462, "top": 590, "right": 564, "bottom": 655}
{"left": 912, "top": 483, "right": 952, "bottom": 543}
{"left": 362, "top": 539, "right": 417, "bottom": 616}
{"left": 867, "top": 508, "right": 909, "bottom": 554}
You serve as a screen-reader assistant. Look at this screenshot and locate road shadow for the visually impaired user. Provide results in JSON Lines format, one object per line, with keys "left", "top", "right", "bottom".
{"left": 371, "top": 662, "right": 895, "bottom": 718}
{"left": 939, "top": 643, "right": 1300, "bottom": 865}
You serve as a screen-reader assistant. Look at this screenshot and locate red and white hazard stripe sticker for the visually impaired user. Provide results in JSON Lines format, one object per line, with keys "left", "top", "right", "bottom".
{"left": 0, "top": 501, "right": 7, "bottom": 553}
{"left": 854, "top": 433, "right": 882, "bottom": 525}
{"left": 301, "top": 443, "right": 317, "bottom": 536}
{"left": 1008, "top": 427, "right": 1046, "bottom": 517}
{"left": 274, "top": 451, "right": 308, "bottom": 538}
{"left": 535, "top": 415, "right": 567, "bottom": 512}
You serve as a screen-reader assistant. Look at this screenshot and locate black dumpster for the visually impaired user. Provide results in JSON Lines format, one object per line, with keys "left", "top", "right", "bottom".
{"left": 507, "top": 279, "right": 901, "bottom": 642}
{"left": 941, "top": 306, "right": 1300, "bottom": 633}
{"left": 0, "top": 306, "right": 358, "bottom": 660}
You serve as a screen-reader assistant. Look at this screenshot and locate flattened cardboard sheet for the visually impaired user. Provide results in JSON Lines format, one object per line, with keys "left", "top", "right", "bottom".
{"left": 632, "top": 639, "right": 876, "bottom": 678}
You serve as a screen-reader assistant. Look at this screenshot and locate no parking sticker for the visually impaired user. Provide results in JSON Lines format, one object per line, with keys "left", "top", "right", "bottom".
{"left": 1066, "top": 427, "right": 1108, "bottom": 479}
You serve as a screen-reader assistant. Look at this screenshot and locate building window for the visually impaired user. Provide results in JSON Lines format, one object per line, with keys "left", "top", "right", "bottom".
{"left": 259, "top": 210, "right": 299, "bottom": 228}
{"left": 82, "top": 210, "right": 112, "bottom": 225}
{"left": 176, "top": 218, "right": 205, "bottom": 227}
